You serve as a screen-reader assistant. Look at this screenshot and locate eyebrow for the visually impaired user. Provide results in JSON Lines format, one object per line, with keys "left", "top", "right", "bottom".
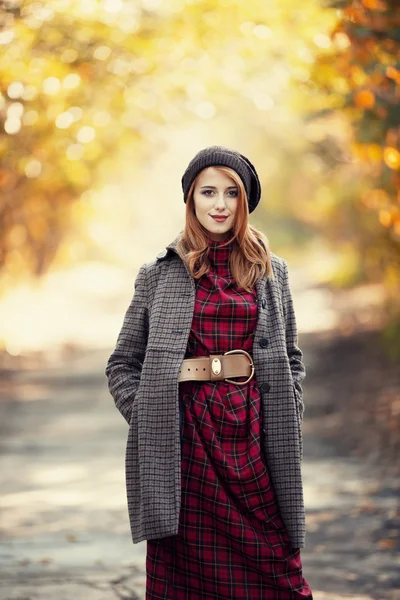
{"left": 200, "top": 185, "right": 238, "bottom": 189}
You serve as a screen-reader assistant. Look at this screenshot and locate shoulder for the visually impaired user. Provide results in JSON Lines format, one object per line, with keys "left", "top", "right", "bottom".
{"left": 135, "top": 257, "right": 163, "bottom": 290}
{"left": 134, "top": 247, "right": 179, "bottom": 293}
{"left": 269, "top": 250, "right": 287, "bottom": 284}
{"left": 135, "top": 247, "right": 173, "bottom": 274}
{"left": 155, "top": 248, "right": 170, "bottom": 261}
{"left": 144, "top": 247, "right": 178, "bottom": 273}
{"left": 270, "top": 250, "right": 286, "bottom": 268}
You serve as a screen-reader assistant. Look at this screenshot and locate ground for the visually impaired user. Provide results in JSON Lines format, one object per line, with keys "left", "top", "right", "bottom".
{"left": 0, "top": 325, "right": 399, "bottom": 599}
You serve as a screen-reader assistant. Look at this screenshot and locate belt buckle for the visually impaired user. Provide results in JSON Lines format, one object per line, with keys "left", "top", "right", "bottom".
{"left": 211, "top": 357, "right": 222, "bottom": 377}
{"left": 223, "top": 349, "right": 255, "bottom": 385}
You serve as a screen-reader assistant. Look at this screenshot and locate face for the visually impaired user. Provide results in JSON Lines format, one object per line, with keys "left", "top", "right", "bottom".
{"left": 192, "top": 167, "right": 239, "bottom": 241}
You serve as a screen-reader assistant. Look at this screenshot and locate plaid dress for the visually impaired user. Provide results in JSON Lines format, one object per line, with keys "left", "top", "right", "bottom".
{"left": 146, "top": 236, "right": 313, "bottom": 599}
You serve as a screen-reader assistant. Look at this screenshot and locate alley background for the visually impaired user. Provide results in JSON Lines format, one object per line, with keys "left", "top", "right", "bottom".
{"left": 0, "top": 1, "right": 399, "bottom": 598}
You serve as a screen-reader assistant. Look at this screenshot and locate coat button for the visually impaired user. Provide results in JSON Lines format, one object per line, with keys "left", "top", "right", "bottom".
{"left": 259, "top": 382, "right": 271, "bottom": 393}
{"left": 259, "top": 337, "right": 269, "bottom": 348}
{"left": 262, "top": 297, "right": 267, "bottom": 309}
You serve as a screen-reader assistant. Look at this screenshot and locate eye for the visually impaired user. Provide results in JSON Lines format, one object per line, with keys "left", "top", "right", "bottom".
{"left": 201, "top": 189, "right": 214, "bottom": 196}
{"left": 228, "top": 190, "right": 238, "bottom": 197}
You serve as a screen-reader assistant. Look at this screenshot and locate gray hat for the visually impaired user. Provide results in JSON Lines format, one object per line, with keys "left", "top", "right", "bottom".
{"left": 181, "top": 145, "right": 261, "bottom": 213}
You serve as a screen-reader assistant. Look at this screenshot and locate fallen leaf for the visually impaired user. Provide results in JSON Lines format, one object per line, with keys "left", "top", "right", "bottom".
{"left": 377, "top": 538, "right": 397, "bottom": 549}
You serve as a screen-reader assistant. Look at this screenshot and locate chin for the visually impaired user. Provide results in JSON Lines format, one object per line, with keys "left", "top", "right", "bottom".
{"left": 207, "top": 220, "right": 230, "bottom": 230}
{"left": 207, "top": 226, "right": 230, "bottom": 236}
{"left": 203, "top": 224, "right": 233, "bottom": 241}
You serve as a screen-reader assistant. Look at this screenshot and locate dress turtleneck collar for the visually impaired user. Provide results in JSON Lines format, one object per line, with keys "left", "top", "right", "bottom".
{"left": 205, "top": 233, "right": 235, "bottom": 248}
{"left": 206, "top": 234, "right": 235, "bottom": 277}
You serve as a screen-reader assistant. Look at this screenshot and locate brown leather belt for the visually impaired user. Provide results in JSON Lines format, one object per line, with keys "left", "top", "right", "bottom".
{"left": 178, "top": 349, "right": 254, "bottom": 385}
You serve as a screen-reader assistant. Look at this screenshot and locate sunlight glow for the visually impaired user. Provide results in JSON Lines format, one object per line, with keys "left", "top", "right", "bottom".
{"left": 63, "top": 73, "right": 81, "bottom": 89}
{"left": 4, "top": 117, "right": 21, "bottom": 134}
{"left": 77, "top": 126, "right": 96, "bottom": 143}
{"left": 56, "top": 111, "right": 75, "bottom": 129}
{"left": 23, "top": 110, "right": 39, "bottom": 126}
{"left": 104, "top": 0, "right": 124, "bottom": 13}
{"left": 7, "top": 81, "right": 24, "bottom": 99}
{"left": 253, "top": 93, "right": 274, "bottom": 111}
{"left": 25, "top": 159, "right": 42, "bottom": 178}
{"left": 61, "top": 48, "right": 79, "bottom": 63}
{"left": 193, "top": 101, "right": 216, "bottom": 119}
{"left": 43, "top": 77, "right": 62, "bottom": 95}
{"left": 314, "top": 33, "right": 331, "bottom": 49}
{"left": 66, "top": 143, "right": 84, "bottom": 160}
{"left": 0, "top": 29, "right": 14, "bottom": 44}
{"left": 7, "top": 102, "right": 24, "bottom": 118}
{"left": 93, "top": 45, "right": 112, "bottom": 60}
{"left": 22, "top": 85, "right": 38, "bottom": 101}
{"left": 92, "top": 110, "right": 111, "bottom": 127}
{"left": 253, "top": 24, "right": 272, "bottom": 39}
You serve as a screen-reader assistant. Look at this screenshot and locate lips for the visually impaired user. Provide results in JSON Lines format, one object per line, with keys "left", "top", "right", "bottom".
{"left": 211, "top": 215, "right": 228, "bottom": 222}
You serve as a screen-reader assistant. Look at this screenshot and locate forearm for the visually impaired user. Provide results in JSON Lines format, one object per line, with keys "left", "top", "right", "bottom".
{"left": 105, "top": 350, "right": 146, "bottom": 424}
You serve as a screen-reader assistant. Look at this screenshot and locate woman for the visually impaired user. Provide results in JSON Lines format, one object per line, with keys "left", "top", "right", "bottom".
{"left": 105, "top": 145, "right": 313, "bottom": 599}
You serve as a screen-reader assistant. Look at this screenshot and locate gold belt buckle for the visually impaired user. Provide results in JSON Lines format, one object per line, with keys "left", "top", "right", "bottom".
{"left": 211, "top": 357, "right": 222, "bottom": 376}
{"left": 223, "top": 349, "right": 255, "bottom": 385}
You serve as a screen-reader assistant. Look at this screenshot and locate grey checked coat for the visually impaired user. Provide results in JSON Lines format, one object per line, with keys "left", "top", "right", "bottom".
{"left": 105, "top": 233, "right": 307, "bottom": 548}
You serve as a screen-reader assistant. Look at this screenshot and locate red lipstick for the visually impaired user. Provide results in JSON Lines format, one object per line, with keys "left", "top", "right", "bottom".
{"left": 211, "top": 216, "right": 228, "bottom": 222}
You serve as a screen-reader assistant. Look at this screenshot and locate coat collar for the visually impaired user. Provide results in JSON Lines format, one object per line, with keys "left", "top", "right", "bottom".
{"left": 156, "top": 232, "right": 275, "bottom": 308}
{"left": 156, "top": 232, "right": 275, "bottom": 272}
{"left": 155, "top": 233, "right": 182, "bottom": 261}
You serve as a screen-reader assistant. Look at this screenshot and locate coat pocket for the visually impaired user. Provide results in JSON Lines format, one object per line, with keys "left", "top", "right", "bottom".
{"left": 129, "top": 394, "right": 139, "bottom": 427}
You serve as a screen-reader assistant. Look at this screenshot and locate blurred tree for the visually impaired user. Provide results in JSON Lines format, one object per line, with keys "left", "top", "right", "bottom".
{"left": 0, "top": 0, "right": 183, "bottom": 278}
{"left": 304, "top": 0, "right": 400, "bottom": 313}
{"left": 0, "top": 0, "right": 336, "bottom": 283}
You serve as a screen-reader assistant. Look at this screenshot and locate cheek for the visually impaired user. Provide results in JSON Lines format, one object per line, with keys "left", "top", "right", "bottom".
{"left": 193, "top": 195, "right": 209, "bottom": 213}
{"left": 228, "top": 199, "right": 238, "bottom": 213}
{"left": 192, "top": 196, "right": 200, "bottom": 214}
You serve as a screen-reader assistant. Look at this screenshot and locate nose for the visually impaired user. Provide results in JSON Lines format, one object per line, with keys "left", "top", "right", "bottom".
{"left": 214, "top": 193, "right": 227, "bottom": 209}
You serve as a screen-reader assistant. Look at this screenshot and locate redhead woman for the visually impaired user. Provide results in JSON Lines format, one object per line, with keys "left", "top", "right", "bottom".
{"left": 105, "top": 145, "right": 313, "bottom": 599}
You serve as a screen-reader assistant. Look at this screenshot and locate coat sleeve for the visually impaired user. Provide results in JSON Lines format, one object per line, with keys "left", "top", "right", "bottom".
{"left": 281, "top": 259, "right": 306, "bottom": 421}
{"left": 105, "top": 264, "right": 149, "bottom": 424}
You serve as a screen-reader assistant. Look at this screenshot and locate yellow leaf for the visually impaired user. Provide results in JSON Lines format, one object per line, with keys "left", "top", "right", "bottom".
{"left": 366, "top": 143, "right": 382, "bottom": 162}
{"left": 363, "top": 0, "right": 387, "bottom": 10}
{"left": 384, "top": 147, "right": 400, "bottom": 170}
{"left": 379, "top": 209, "right": 392, "bottom": 227}
{"left": 386, "top": 66, "right": 400, "bottom": 84}
{"left": 351, "top": 65, "right": 368, "bottom": 86}
{"left": 358, "top": 503, "right": 377, "bottom": 512}
{"left": 360, "top": 189, "right": 387, "bottom": 209}
{"left": 354, "top": 89, "right": 375, "bottom": 109}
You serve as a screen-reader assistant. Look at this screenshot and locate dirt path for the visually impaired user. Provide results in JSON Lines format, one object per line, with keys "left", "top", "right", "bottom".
{"left": 300, "top": 329, "right": 399, "bottom": 600}
{"left": 0, "top": 334, "right": 399, "bottom": 600}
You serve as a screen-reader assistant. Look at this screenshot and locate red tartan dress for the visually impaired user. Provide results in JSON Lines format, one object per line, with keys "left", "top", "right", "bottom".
{"left": 146, "top": 235, "right": 313, "bottom": 600}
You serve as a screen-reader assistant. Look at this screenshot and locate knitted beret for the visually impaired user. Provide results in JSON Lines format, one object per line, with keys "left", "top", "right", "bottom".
{"left": 181, "top": 145, "right": 261, "bottom": 214}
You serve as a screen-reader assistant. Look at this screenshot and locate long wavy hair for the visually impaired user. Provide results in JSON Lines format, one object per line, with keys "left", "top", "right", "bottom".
{"left": 175, "top": 166, "right": 273, "bottom": 292}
